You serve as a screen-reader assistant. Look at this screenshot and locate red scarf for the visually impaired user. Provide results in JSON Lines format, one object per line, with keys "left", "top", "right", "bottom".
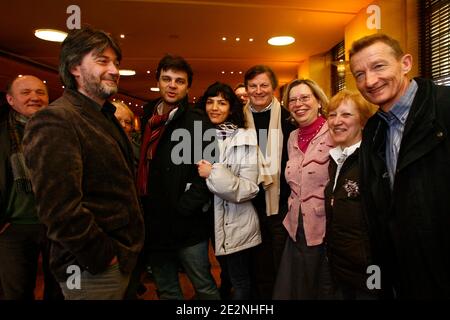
{"left": 297, "top": 116, "right": 326, "bottom": 153}
{"left": 136, "top": 109, "right": 172, "bottom": 196}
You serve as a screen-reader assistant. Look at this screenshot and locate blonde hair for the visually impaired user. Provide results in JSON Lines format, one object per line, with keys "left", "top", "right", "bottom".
{"left": 328, "top": 90, "right": 378, "bottom": 126}
{"left": 112, "top": 100, "right": 135, "bottom": 119}
{"left": 282, "top": 78, "right": 329, "bottom": 117}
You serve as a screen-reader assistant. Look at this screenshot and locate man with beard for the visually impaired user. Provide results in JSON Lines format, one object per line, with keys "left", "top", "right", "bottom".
{"left": 22, "top": 26, "right": 144, "bottom": 300}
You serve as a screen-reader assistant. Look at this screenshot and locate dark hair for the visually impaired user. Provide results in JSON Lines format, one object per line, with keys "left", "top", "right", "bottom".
{"left": 59, "top": 26, "right": 122, "bottom": 90}
{"left": 244, "top": 65, "right": 278, "bottom": 89}
{"left": 156, "top": 54, "right": 194, "bottom": 88}
{"left": 349, "top": 33, "right": 404, "bottom": 60}
{"left": 198, "top": 82, "right": 246, "bottom": 128}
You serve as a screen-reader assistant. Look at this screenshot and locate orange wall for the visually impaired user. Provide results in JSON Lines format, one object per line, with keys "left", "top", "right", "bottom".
{"left": 298, "top": 0, "right": 419, "bottom": 96}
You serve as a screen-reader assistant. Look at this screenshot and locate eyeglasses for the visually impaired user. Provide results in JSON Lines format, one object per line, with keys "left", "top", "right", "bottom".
{"left": 119, "top": 119, "right": 133, "bottom": 127}
{"left": 288, "top": 94, "right": 312, "bottom": 105}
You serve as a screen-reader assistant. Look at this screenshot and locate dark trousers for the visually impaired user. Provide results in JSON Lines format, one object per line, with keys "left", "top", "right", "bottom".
{"left": 217, "top": 248, "right": 252, "bottom": 300}
{"left": 0, "top": 224, "right": 63, "bottom": 300}
{"left": 250, "top": 199, "right": 287, "bottom": 299}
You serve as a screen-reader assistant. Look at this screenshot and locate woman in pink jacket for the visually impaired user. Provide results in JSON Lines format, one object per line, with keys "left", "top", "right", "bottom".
{"left": 273, "top": 79, "right": 335, "bottom": 299}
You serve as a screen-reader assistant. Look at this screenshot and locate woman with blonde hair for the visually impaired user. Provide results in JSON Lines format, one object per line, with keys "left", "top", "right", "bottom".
{"left": 324, "top": 90, "right": 379, "bottom": 299}
{"left": 273, "top": 79, "right": 335, "bottom": 299}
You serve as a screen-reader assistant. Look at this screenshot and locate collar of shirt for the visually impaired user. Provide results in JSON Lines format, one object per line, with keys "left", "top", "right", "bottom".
{"left": 329, "top": 141, "right": 361, "bottom": 165}
{"left": 377, "top": 79, "right": 418, "bottom": 126}
{"left": 250, "top": 98, "right": 273, "bottom": 113}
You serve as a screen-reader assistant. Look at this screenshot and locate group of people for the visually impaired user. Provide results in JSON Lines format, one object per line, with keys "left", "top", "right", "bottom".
{"left": 1, "top": 25, "right": 449, "bottom": 300}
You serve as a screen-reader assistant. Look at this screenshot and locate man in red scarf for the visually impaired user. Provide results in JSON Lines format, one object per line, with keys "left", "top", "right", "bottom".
{"left": 137, "top": 55, "right": 219, "bottom": 300}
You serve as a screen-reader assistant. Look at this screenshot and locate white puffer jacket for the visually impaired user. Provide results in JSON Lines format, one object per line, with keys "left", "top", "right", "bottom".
{"left": 206, "top": 128, "right": 261, "bottom": 256}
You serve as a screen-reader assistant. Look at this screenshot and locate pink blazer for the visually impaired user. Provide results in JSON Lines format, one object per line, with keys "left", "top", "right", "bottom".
{"left": 283, "top": 122, "right": 334, "bottom": 246}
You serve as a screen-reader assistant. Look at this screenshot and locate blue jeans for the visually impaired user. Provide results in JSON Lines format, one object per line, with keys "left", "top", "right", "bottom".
{"left": 219, "top": 248, "right": 252, "bottom": 300}
{"left": 149, "top": 241, "right": 220, "bottom": 300}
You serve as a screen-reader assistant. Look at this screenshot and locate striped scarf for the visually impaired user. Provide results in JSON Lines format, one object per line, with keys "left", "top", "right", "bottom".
{"left": 136, "top": 106, "right": 176, "bottom": 196}
{"left": 8, "top": 110, "right": 32, "bottom": 194}
{"left": 216, "top": 122, "right": 238, "bottom": 140}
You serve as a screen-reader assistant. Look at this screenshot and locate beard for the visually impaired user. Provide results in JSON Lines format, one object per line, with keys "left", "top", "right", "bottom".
{"left": 80, "top": 66, "right": 118, "bottom": 100}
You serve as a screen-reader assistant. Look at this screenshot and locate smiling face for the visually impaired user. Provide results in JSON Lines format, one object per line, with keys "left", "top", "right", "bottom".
{"left": 6, "top": 75, "right": 49, "bottom": 117}
{"left": 205, "top": 94, "right": 231, "bottom": 125}
{"left": 350, "top": 41, "right": 412, "bottom": 112}
{"left": 247, "top": 72, "right": 274, "bottom": 111}
{"left": 287, "top": 83, "right": 320, "bottom": 127}
{"left": 71, "top": 46, "right": 120, "bottom": 105}
{"left": 328, "top": 99, "right": 362, "bottom": 148}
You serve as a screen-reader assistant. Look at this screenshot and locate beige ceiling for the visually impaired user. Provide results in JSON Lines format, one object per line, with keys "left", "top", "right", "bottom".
{"left": 0, "top": 0, "right": 374, "bottom": 111}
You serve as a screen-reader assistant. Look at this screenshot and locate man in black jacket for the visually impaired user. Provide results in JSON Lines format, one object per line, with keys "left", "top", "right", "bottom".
{"left": 137, "top": 55, "right": 219, "bottom": 300}
{"left": 0, "top": 75, "right": 62, "bottom": 300}
{"left": 349, "top": 33, "right": 450, "bottom": 299}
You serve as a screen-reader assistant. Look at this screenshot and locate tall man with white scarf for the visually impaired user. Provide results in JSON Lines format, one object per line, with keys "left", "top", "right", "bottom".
{"left": 243, "top": 65, "right": 296, "bottom": 299}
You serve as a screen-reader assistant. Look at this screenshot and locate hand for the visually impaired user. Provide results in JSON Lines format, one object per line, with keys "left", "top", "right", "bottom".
{"left": 196, "top": 159, "right": 212, "bottom": 178}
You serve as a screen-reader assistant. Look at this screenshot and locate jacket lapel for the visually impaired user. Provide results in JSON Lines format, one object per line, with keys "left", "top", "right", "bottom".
{"left": 64, "top": 90, "right": 135, "bottom": 172}
{"left": 396, "top": 79, "right": 446, "bottom": 172}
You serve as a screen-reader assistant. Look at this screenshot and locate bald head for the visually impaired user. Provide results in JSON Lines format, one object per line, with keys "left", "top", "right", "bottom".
{"left": 6, "top": 75, "right": 49, "bottom": 117}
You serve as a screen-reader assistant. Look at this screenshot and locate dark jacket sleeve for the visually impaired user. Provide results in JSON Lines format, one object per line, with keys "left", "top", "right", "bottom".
{"left": 23, "top": 108, "right": 115, "bottom": 274}
{"left": 176, "top": 108, "right": 216, "bottom": 216}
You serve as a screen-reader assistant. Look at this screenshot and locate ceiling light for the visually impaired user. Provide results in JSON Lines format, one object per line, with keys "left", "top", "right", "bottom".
{"left": 150, "top": 87, "right": 160, "bottom": 92}
{"left": 239, "top": 71, "right": 242, "bottom": 74}
{"left": 221, "top": 71, "right": 225, "bottom": 74}
{"left": 267, "top": 36, "right": 295, "bottom": 46}
{"left": 236, "top": 37, "right": 240, "bottom": 42}
{"left": 249, "top": 38, "right": 254, "bottom": 42}
{"left": 18, "top": 75, "right": 23, "bottom": 78}
{"left": 34, "top": 29, "right": 68, "bottom": 42}
{"left": 119, "top": 69, "right": 136, "bottom": 76}
{"left": 230, "top": 71, "right": 234, "bottom": 74}
{"left": 222, "top": 37, "right": 227, "bottom": 41}
{"left": 146, "top": 70, "right": 151, "bottom": 74}
{"left": 43, "top": 80, "right": 47, "bottom": 83}
{"left": 120, "top": 34, "right": 125, "bottom": 39}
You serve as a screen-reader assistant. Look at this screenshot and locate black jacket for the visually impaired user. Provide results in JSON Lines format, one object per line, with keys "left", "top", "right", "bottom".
{"left": 325, "top": 148, "right": 374, "bottom": 293}
{"left": 360, "top": 78, "right": 450, "bottom": 299}
{"left": 0, "top": 107, "right": 13, "bottom": 225}
{"left": 140, "top": 98, "right": 216, "bottom": 252}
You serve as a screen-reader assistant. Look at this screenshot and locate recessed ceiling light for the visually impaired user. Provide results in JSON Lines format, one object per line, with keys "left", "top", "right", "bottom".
{"left": 268, "top": 36, "right": 295, "bottom": 46}
{"left": 236, "top": 37, "right": 240, "bottom": 42}
{"left": 120, "top": 34, "right": 125, "bottom": 39}
{"left": 221, "top": 71, "right": 225, "bottom": 74}
{"left": 146, "top": 70, "right": 151, "bottom": 74}
{"left": 43, "top": 80, "right": 47, "bottom": 83}
{"left": 119, "top": 69, "right": 136, "bottom": 76}
{"left": 150, "top": 87, "right": 160, "bottom": 92}
{"left": 222, "top": 37, "right": 227, "bottom": 41}
{"left": 34, "top": 29, "right": 68, "bottom": 42}
{"left": 18, "top": 75, "right": 23, "bottom": 78}
{"left": 249, "top": 38, "right": 254, "bottom": 42}
{"left": 230, "top": 71, "right": 234, "bottom": 74}
{"left": 239, "top": 71, "right": 242, "bottom": 74}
